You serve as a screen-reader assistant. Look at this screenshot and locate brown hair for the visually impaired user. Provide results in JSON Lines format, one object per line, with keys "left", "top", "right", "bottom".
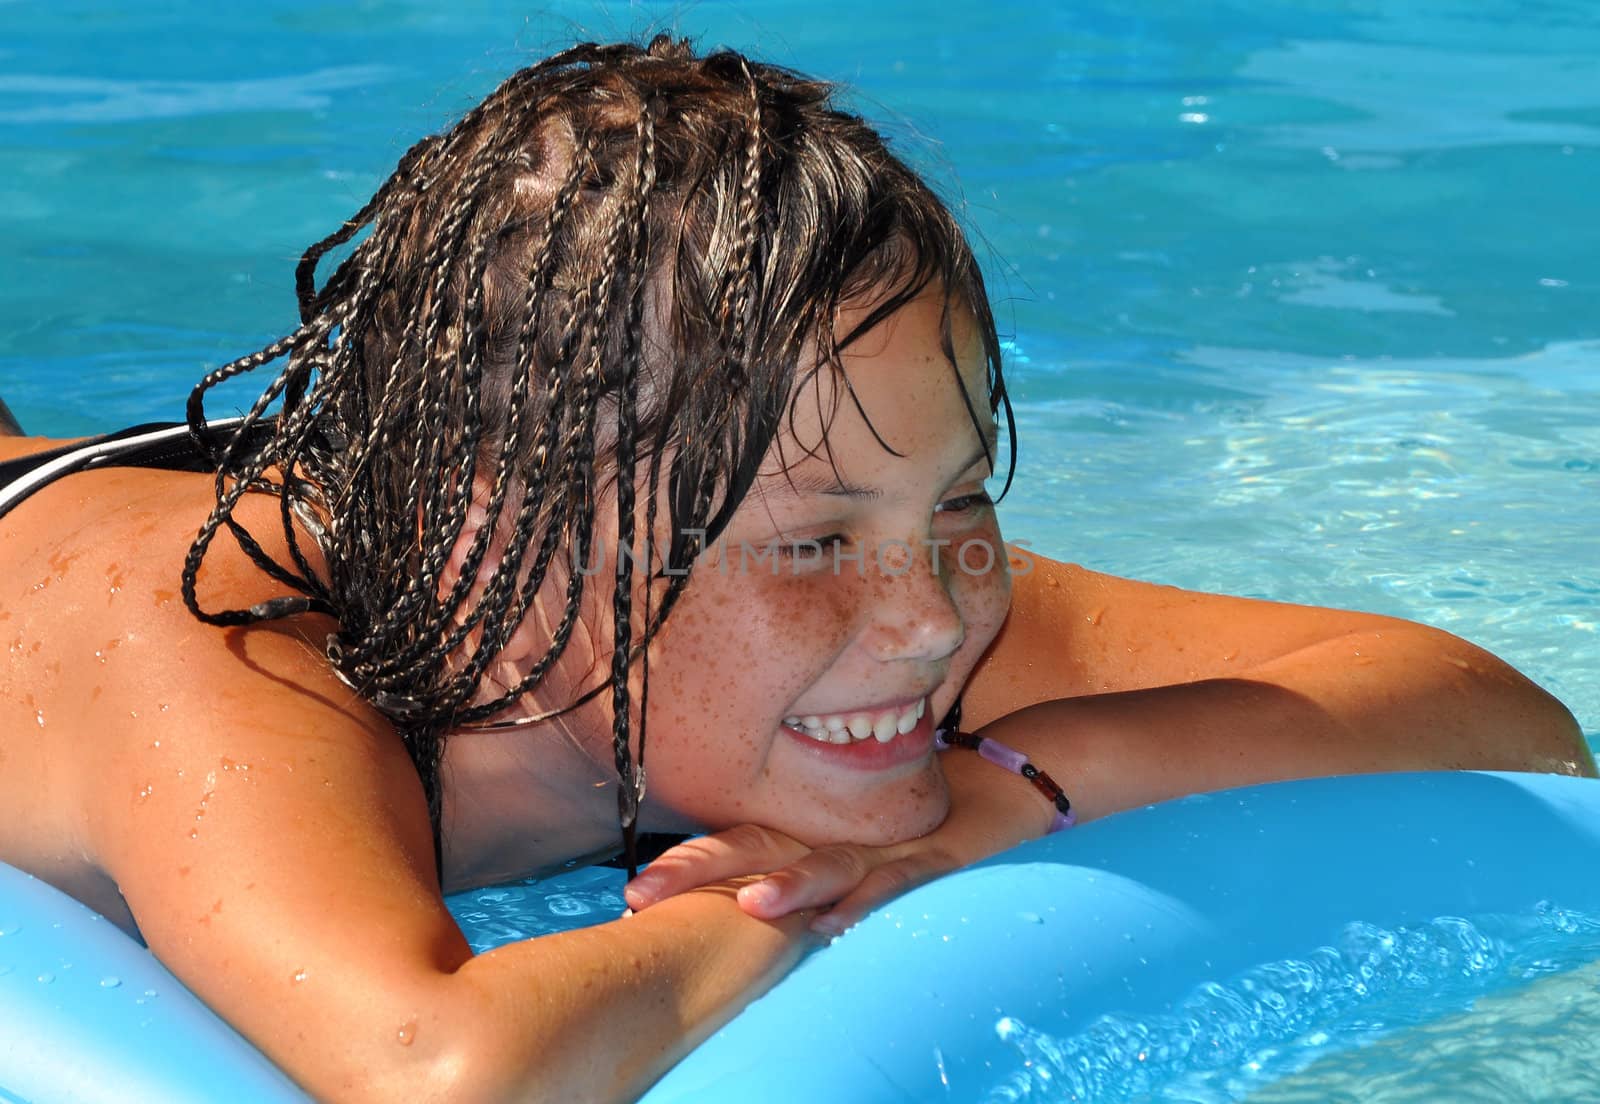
{"left": 181, "top": 36, "right": 1013, "bottom": 873}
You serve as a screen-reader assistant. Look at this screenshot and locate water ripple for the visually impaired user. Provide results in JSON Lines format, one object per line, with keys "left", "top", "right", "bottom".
{"left": 0, "top": 67, "right": 394, "bottom": 124}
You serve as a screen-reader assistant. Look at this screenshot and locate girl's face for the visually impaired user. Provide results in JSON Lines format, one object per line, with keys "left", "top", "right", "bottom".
{"left": 635, "top": 287, "right": 1012, "bottom": 846}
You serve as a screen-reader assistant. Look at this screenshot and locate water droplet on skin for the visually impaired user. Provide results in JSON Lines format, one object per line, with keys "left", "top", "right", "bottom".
{"left": 291, "top": 969, "right": 309, "bottom": 984}
{"left": 137, "top": 785, "right": 153, "bottom": 802}
{"left": 35, "top": 710, "right": 44, "bottom": 728}
{"left": 396, "top": 1020, "right": 418, "bottom": 1047}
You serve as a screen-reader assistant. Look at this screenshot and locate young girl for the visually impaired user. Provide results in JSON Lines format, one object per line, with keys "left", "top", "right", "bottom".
{"left": 0, "top": 37, "right": 1589, "bottom": 1104}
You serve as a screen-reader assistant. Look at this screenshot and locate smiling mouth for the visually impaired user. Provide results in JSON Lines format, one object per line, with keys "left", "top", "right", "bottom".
{"left": 781, "top": 697, "right": 927, "bottom": 745}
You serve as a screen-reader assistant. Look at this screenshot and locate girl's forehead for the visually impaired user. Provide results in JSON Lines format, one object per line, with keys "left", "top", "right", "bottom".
{"left": 787, "top": 291, "right": 988, "bottom": 439}
{"left": 764, "top": 293, "right": 993, "bottom": 487}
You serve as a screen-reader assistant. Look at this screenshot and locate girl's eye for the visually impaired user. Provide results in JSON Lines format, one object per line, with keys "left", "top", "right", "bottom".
{"left": 774, "top": 533, "right": 847, "bottom": 557}
{"left": 936, "top": 491, "right": 994, "bottom": 515}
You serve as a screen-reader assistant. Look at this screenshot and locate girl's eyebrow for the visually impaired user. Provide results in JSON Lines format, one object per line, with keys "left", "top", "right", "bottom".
{"left": 772, "top": 471, "right": 882, "bottom": 501}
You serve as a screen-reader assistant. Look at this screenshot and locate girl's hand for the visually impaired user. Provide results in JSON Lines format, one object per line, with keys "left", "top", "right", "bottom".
{"left": 624, "top": 746, "right": 1055, "bottom": 934}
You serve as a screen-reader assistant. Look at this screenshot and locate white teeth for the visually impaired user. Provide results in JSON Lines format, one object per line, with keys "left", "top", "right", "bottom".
{"left": 785, "top": 698, "right": 928, "bottom": 747}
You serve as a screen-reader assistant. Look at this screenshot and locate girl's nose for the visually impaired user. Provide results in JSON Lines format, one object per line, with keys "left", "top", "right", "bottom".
{"left": 858, "top": 537, "right": 968, "bottom": 663}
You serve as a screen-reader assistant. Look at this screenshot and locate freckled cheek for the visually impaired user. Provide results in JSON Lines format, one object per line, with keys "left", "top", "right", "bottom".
{"left": 736, "top": 572, "right": 862, "bottom": 683}
{"left": 647, "top": 573, "right": 860, "bottom": 760}
{"left": 951, "top": 531, "right": 1013, "bottom": 664}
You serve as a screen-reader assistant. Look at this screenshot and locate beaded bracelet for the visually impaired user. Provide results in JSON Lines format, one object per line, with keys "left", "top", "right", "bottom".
{"left": 932, "top": 696, "right": 1075, "bottom": 833}
{"left": 935, "top": 728, "right": 1077, "bottom": 833}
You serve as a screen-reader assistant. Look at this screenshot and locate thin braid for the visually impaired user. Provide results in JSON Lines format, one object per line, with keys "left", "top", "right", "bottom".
{"left": 722, "top": 59, "right": 765, "bottom": 365}
{"left": 294, "top": 151, "right": 418, "bottom": 322}
{"left": 183, "top": 320, "right": 340, "bottom": 625}
{"left": 315, "top": 214, "right": 408, "bottom": 512}
{"left": 184, "top": 330, "right": 304, "bottom": 464}
{"left": 268, "top": 305, "right": 367, "bottom": 598}
{"left": 609, "top": 94, "right": 659, "bottom": 871}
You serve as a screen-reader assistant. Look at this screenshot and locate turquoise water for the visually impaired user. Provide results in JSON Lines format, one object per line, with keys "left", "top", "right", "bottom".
{"left": 6, "top": 3, "right": 1600, "bottom": 1100}
{"left": 987, "top": 903, "right": 1600, "bottom": 1103}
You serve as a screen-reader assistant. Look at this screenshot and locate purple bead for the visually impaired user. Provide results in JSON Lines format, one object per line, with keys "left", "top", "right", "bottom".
{"left": 976, "top": 737, "right": 1030, "bottom": 775}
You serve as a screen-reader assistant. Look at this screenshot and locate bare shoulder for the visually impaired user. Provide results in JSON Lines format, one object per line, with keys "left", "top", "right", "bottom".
{"left": 0, "top": 467, "right": 476, "bottom": 1092}
{"left": 0, "top": 463, "right": 446, "bottom": 937}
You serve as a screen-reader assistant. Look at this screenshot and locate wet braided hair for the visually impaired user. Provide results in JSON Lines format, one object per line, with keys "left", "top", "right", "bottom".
{"left": 181, "top": 36, "right": 1013, "bottom": 876}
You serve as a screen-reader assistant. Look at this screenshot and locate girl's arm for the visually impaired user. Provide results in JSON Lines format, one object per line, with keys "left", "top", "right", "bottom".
{"left": 959, "top": 548, "right": 1594, "bottom": 803}
{"left": 78, "top": 613, "right": 812, "bottom": 1104}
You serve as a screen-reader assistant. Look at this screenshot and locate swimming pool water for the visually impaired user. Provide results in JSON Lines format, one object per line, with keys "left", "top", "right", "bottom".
{"left": 5, "top": 3, "right": 1600, "bottom": 1100}
{"left": 982, "top": 902, "right": 1600, "bottom": 1103}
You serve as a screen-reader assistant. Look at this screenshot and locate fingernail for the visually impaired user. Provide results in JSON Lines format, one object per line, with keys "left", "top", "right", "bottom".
{"left": 810, "top": 915, "right": 845, "bottom": 937}
{"left": 738, "top": 881, "right": 778, "bottom": 912}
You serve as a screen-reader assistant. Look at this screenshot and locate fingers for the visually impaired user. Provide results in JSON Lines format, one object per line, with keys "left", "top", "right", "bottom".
{"left": 735, "top": 844, "right": 955, "bottom": 933}
{"left": 622, "top": 824, "right": 807, "bottom": 911}
{"left": 730, "top": 844, "right": 875, "bottom": 921}
{"left": 624, "top": 826, "right": 964, "bottom": 936}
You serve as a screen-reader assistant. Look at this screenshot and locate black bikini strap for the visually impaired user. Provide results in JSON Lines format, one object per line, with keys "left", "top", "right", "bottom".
{"left": 0, "top": 417, "right": 265, "bottom": 522}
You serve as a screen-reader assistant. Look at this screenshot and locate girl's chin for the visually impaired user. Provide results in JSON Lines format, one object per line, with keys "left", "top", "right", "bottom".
{"left": 786, "top": 790, "right": 952, "bottom": 849}
{"left": 646, "top": 760, "right": 951, "bottom": 846}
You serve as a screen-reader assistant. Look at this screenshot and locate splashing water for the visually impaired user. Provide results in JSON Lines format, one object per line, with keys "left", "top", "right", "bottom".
{"left": 982, "top": 903, "right": 1600, "bottom": 1103}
